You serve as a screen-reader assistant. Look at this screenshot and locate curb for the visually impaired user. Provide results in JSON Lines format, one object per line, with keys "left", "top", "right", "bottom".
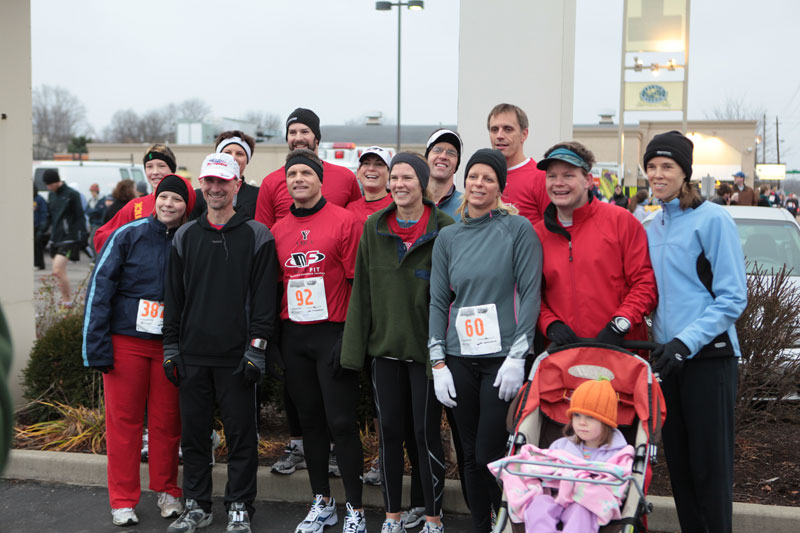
{"left": 5, "top": 450, "right": 800, "bottom": 532}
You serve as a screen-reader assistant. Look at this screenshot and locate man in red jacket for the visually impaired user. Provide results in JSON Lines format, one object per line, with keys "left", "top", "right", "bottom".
{"left": 533, "top": 141, "right": 657, "bottom": 348}
{"left": 487, "top": 103, "right": 550, "bottom": 227}
{"left": 255, "top": 108, "right": 361, "bottom": 229}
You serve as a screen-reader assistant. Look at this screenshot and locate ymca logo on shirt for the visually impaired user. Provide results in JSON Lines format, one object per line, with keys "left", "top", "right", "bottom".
{"left": 285, "top": 250, "right": 326, "bottom": 268}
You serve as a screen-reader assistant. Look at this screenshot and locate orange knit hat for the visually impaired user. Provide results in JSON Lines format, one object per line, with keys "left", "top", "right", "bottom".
{"left": 566, "top": 378, "right": 618, "bottom": 428}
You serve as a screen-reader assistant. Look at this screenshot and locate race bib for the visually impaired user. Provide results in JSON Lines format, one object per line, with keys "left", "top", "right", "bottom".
{"left": 287, "top": 276, "right": 328, "bottom": 322}
{"left": 455, "top": 304, "right": 502, "bottom": 355}
{"left": 136, "top": 299, "right": 164, "bottom": 334}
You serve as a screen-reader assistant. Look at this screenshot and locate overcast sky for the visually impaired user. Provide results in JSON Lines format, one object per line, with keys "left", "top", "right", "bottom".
{"left": 31, "top": 0, "right": 800, "bottom": 170}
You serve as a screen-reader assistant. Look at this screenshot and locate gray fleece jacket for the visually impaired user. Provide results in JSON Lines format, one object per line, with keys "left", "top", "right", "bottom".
{"left": 428, "top": 208, "right": 542, "bottom": 360}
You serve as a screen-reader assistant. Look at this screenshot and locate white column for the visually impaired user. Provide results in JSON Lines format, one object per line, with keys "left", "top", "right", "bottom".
{"left": 0, "top": 0, "right": 36, "bottom": 406}
{"left": 457, "top": 0, "right": 576, "bottom": 175}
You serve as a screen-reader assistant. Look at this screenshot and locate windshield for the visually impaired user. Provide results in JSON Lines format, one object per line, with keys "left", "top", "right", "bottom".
{"left": 736, "top": 218, "right": 800, "bottom": 276}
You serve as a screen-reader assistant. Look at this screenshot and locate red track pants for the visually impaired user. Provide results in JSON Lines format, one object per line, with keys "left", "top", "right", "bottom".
{"left": 103, "top": 335, "right": 181, "bottom": 508}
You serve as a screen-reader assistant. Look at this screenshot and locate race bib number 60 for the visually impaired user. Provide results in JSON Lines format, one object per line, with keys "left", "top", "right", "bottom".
{"left": 136, "top": 299, "right": 164, "bottom": 334}
{"left": 287, "top": 276, "right": 328, "bottom": 322}
{"left": 455, "top": 304, "right": 502, "bottom": 355}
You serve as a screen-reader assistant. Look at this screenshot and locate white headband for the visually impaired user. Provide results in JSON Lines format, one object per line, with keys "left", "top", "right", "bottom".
{"left": 216, "top": 137, "right": 252, "bottom": 163}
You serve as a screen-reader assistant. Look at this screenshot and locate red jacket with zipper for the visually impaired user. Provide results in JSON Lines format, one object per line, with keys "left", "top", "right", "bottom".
{"left": 533, "top": 195, "right": 657, "bottom": 342}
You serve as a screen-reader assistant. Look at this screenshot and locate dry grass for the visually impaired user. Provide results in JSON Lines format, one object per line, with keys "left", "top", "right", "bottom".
{"left": 14, "top": 401, "right": 106, "bottom": 454}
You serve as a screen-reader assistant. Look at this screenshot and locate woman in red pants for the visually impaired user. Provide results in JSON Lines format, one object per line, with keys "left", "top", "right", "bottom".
{"left": 83, "top": 175, "right": 195, "bottom": 527}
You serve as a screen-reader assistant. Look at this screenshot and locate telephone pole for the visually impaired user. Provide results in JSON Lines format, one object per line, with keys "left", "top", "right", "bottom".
{"left": 776, "top": 116, "right": 780, "bottom": 164}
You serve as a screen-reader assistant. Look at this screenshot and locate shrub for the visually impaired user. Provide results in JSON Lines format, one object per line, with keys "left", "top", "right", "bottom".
{"left": 21, "top": 313, "right": 103, "bottom": 422}
{"left": 14, "top": 401, "right": 105, "bottom": 453}
{"left": 735, "top": 263, "right": 800, "bottom": 430}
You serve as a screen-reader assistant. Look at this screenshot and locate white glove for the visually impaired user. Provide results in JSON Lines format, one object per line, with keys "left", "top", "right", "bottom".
{"left": 493, "top": 357, "right": 526, "bottom": 402}
{"left": 432, "top": 365, "right": 457, "bottom": 408}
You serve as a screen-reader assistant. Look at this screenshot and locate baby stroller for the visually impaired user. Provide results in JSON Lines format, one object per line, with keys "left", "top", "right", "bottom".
{"left": 491, "top": 341, "right": 666, "bottom": 533}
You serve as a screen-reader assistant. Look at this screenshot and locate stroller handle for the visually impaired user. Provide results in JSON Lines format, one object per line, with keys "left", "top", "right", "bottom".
{"left": 571, "top": 338, "right": 658, "bottom": 353}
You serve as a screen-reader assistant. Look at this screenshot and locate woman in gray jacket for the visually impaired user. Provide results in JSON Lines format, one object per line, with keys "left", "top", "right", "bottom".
{"left": 428, "top": 148, "right": 542, "bottom": 532}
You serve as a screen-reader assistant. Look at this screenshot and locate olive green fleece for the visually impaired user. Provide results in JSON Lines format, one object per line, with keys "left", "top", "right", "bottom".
{"left": 341, "top": 199, "right": 454, "bottom": 372}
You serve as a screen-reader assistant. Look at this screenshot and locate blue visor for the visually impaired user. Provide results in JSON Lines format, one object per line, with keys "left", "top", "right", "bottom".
{"left": 537, "top": 147, "right": 591, "bottom": 172}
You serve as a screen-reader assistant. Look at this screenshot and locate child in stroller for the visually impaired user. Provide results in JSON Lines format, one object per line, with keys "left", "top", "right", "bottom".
{"left": 489, "top": 343, "right": 666, "bottom": 533}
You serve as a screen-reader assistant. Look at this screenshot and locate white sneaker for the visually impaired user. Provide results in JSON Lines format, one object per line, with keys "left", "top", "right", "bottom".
{"left": 158, "top": 492, "right": 184, "bottom": 518}
{"left": 342, "top": 503, "right": 366, "bottom": 533}
{"left": 400, "top": 507, "right": 425, "bottom": 529}
{"left": 211, "top": 430, "right": 221, "bottom": 466}
{"left": 381, "top": 517, "right": 405, "bottom": 533}
{"left": 111, "top": 507, "right": 139, "bottom": 526}
{"left": 295, "top": 494, "right": 338, "bottom": 533}
{"left": 420, "top": 522, "right": 444, "bottom": 533}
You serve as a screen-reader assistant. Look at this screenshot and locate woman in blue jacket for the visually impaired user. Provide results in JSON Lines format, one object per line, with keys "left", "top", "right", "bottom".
{"left": 644, "top": 131, "right": 747, "bottom": 533}
{"left": 83, "top": 175, "right": 195, "bottom": 527}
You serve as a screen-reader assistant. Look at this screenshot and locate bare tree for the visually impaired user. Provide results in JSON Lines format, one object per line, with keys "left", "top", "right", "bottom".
{"left": 704, "top": 97, "right": 788, "bottom": 163}
{"left": 103, "top": 109, "right": 142, "bottom": 143}
{"left": 243, "top": 110, "right": 281, "bottom": 138}
{"left": 32, "top": 85, "right": 90, "bottom": 159}
{"left": 175, "top": 98, "right": 211, "bottom": 122}
{"left": 139, "top": 109, "right": 172, "bottom": 143}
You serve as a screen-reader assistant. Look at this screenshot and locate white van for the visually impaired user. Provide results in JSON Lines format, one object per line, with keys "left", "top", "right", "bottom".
{"left": 33, "top": 161, "right": 148, "bottom": 199}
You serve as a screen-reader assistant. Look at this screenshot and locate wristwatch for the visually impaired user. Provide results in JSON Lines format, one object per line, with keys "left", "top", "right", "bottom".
{"left": 250, "top": 338, "right": 267, "bottom": 350}
{"left": 609, "top": 316, "right": 631, "bottom": 336}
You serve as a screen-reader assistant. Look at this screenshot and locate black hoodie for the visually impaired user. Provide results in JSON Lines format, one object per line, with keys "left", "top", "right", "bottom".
{"left": 163, "top": 210, "right": 278, "bottom": 366}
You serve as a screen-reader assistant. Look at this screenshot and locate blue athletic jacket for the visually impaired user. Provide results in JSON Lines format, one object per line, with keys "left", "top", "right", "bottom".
{"left": 646, "top": 199, "right": 747, "bottom": 357}
{"left": 82, "top": 215, "right": 175, "bottom": 367}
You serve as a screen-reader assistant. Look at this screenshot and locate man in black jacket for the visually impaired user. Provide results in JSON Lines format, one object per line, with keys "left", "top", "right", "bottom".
{"left": 163, "top": 152, "right": 278, "bottom": 533}
{"left": 42, "top": 169, "right": 85, "bottom": 305}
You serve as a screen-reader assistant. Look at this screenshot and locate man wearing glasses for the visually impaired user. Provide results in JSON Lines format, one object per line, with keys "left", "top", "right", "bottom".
{"left": 424, "top": 129, "right": 463, "bottom": 219}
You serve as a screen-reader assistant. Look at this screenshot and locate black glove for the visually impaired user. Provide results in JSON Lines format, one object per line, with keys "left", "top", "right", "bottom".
{"left": 652, "top": 338, "right": 690, "bottom": 379}
{"left": 266, "top": 341, "right": 285, "bottom": 381}
{"left": 546, "top": 321, "right": 578, "bottom": 347}
{"left": 596, "top": 322, "right": 625, "bottom": 347}
{"left": 329, "top": 335, "right": 344, "bottom": 379}
{"left": 235, "top": 346, "right": 265, "bottom": 386}
{"left": 95, "top": 365, "right": 113, "bottom": 374}
{"left": 163, "top": 344, "right": 183, "bottom": 387}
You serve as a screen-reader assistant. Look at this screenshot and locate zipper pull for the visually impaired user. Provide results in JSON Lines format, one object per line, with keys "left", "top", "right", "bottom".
{"left": 569, "top": 241, "right": 573, "bottom": 262}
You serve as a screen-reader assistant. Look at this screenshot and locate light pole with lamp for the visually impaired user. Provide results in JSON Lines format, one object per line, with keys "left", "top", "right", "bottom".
{"left": 375, "top": 0, "right": 424, "bottom": 153}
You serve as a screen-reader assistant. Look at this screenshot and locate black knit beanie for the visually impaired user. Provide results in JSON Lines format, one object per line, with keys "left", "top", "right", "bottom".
{"left": 42, "top": 169, "right": 61, "bottom": 185}
{"left": 464, "top": 148, "right": 508, "bottom": 191}
{"left": 286, "top": 108, "right": 322, "bottom": 142}
{"left": 643, "top": 130, "right": 694, "bottom": 180}
{"left": 155, "top": 174, "right": 189, "bottom": 205}
{"left": 143, "top": 144, "right": 177, "bottom": 173}
{"left": 390, "top": 152, "right": 430, "bottom": 191}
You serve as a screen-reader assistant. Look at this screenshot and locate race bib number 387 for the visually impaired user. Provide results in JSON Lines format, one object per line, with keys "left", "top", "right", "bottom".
{"left": 136, "top": 299, "right": 164, "bottom": 334}
{"left": 287, "top": 276, "right": 329, "bottom": 322}
{"left": 455, "top": 304, "right": 502, "bottom": 355}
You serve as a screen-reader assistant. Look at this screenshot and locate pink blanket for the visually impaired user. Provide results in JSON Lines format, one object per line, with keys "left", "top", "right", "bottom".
{"left": 487, "top": 444, "right": 634, "bottom": 524}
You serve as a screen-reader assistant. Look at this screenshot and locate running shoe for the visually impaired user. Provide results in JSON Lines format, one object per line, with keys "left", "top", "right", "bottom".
{"left": 167, "top": 498, "right": 213, "bottom": 533}
{"left": 295, "top": 494, "right": 338, "bottom": 533}
{"left": 141, "top": 429, "right": 149, "bottom": 463}
{"left": 111, "top": 507, "right": 138, "bottom": 526}
{"left": 271, "top": 444, "right": 307, "bottom": 475}
{"left": 342, "top": 503, "right": 366, "bottom": 533}
{"left": 158, "top": 492, "right": 183, "bottom": 518}
{"left": 380, "top": 517, "right": 405, "bottom": 533}
{"left": 226, "top": 502, "right": 251, "bottom": 533}
{"left": 363, "top": 457, "right": 382, "bottom": 486}
{"left": 420, "top": 522, "right": 444, "bottom": 533}
{"left": 328, "top": 449, "right": 341, "bottom": 477}
{"left": 400, "top": 507, "right": 426, "bottom": 529}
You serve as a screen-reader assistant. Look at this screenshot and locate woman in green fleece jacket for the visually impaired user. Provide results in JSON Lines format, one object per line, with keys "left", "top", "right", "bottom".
{"left": 342, "top": 152, "right": 453, "bottom": 533}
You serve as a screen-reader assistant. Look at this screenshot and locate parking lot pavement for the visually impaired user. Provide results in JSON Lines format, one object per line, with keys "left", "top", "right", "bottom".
{"left": 0, "top": 479, "right": 473, "bottom": 533}
{"left": 33, "top": 250, "right": 94, "bottom": 312}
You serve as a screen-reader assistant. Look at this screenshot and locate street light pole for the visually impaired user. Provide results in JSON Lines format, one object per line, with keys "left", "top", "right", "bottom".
{"left": 397, "top": 5, "right": 401, "bottom": 153}
{"left": 376, "top": 1, "right": 424, "bottom": 153}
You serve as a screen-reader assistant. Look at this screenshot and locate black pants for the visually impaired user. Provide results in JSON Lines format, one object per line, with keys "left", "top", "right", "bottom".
{"left": 34, "top": 227, "right": 48, "bottom": 269}
{"left": 282, "top": 320, "right": 363, "bottom": 508}
{"left": 371, "top": 358, "right": 445, "bottom": 516}
{"left": 661, "top": 356, "right": 737, "bottom": 533}
{"left": 179, "top": 364, "right": 258, "bottom": 515}
{"left": 448, "top": 357, "right": 509, "bottom": 533}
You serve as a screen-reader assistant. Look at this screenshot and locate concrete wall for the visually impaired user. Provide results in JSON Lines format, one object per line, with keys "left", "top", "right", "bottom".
{"left": 457, "top": 0, "right": 576, "bottom": 169}
{"left": 0, "top": 0, "right": 35, "bottom": 405}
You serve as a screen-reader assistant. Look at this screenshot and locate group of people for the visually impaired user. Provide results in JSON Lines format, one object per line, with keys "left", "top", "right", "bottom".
{"left": 712, "top": 170, "right": 800, "bottom": 216}
{"left": 81, "top": 103, "right": 747, "bottom": 533}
